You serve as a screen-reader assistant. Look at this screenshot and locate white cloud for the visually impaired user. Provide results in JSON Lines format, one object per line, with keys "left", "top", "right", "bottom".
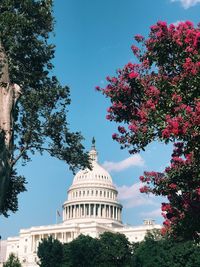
{"left": 117, "top": 182, "right": 158, "bottom": 208}
{"left": 171, "top": 20, "right": 184, "bottom": 26}
{"left": 102, "top": 155, "right": 144, "bottom": 172}
{"left": 140, "top": 208, "right": 162, "bottom": 218}
{"left": 171, "top": 0, "right": 200, "bottom": 9}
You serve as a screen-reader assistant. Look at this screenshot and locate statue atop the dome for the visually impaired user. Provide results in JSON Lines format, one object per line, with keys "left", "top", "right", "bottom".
{"left": 90, "top": 137, "right": 98, "bottom": 162}
{"left": 91, "top": 137, "right": 96, "bottom": 150}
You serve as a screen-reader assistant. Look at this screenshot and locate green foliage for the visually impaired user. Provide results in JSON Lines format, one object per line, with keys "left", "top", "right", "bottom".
{"left": 37, "top": 236, "right": 63, "bottom": 267}
{"left": 38, "top": 232, "right": 132, "bottom": 267}
{"left": 0, "top": 169, "right": 26, "bottom": 216}
{"left": 3, "top": 253, "right": 22, "bottom": 267}
{"left": 62, "top": 235, "right": 100, "bottom": 267}
{"left": 0, "top": 0, "right": 90, "bottom": 216}
{"left": 98, "top": 232, "right": 132, "bottom": 267}
{"left": 133, "top": 233, "right": 200, "bottom": 267}
{"left": 37, "top": 231, "right": 200, "bottom": 267}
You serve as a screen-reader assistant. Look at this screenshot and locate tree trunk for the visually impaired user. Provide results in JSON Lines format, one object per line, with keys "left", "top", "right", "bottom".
{"left": 0, "top": 40, "right": 21, "bottom": 211}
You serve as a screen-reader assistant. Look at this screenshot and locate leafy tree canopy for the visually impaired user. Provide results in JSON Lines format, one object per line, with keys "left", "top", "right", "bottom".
{"left": 98, "top": 232, "right": 132, "bottom": 267}
{"left": 37, "top": 236, "right": 63, "bottom": 267}
{"left": 0, "top": 0, "right": 90, "bottom": 216}
{"left": 3, "top": 253, "right": 22, "bottom": 267}
{"left": 133, "top": 232, "right": 200, "bottom": 267}
{"left": 62, "top": 235, "right": 100, "bottom": 267}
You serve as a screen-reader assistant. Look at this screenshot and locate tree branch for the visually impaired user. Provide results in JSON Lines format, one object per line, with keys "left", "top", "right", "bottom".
{"left": 11, "top": 144, "right": 30, "bottom": 168}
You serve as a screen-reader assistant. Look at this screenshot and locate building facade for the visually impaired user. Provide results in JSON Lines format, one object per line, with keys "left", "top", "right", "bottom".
{"left": 3, "top": 142, "right": 161, "bottom": 267}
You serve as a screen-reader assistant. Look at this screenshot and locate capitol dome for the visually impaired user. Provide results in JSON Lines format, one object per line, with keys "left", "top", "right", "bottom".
{"left": 62, "top": 139, "right": 122, "bottom": 225}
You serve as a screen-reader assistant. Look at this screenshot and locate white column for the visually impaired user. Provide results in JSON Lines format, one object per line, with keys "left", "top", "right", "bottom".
{"left": 97, "top": 204, "right": 100, "bottom": 217}
{"left": 31, "top": 236, "right": 34, "bottom": 252}
{"left": 80, "top": 205, "right": 82, "bottom": 217}
{"left": 104, "top": 205, "right": 106, "bottom": 217}
{"left": 34, "top": 236, "right": 36, "bottom": 252}
{"left": 67, "top": 206, "right": 69, "bottom": 219}
{"left": 72, "top": 205, "right": 74, "bottom": 218}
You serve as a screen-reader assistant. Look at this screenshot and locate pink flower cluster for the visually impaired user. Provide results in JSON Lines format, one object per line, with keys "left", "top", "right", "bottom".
{"left": 98, "top": 20, "right": 200, "bottom": 239}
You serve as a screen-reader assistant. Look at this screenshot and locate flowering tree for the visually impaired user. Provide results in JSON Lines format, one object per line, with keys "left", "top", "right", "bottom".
{"left": 98, "top": 21, "right": 200, "bottom": 241}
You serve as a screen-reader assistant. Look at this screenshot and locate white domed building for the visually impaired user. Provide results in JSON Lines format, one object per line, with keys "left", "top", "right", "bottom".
{"left": 63, "top": 142, "right": 123, "bottom": 226}
{"left": 3, "top": 140, "right": 161, "bottom": 267}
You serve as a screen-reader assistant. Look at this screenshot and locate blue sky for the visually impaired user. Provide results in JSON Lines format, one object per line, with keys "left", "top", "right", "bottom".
{"left": 1, "top": 0, "right": 200, "bottom": 239}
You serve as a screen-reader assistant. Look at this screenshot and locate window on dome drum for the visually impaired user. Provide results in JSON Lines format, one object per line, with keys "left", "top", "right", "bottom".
{"left": 79, "top": 191, "right": 81, "bottom": 196}
{"left": 91, "top": 190, "right": 93, "bottom": 195}
{"left": 96, "top": 190, "right": 98, "bottom": 196}
{"left": 83, "top": 191, "right": 85, "bottom": 196}
{"left": 100, "top": 191, "right": 102, "bottom": 196}
{"left": 87, "top": 190, "right": 89, "bottom": 195}
{"left": 104, "top": 191, "right": 106, "bottom": 197}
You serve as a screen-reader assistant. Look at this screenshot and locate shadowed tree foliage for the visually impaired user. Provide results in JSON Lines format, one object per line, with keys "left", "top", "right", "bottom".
{"left": 61, "top": 235, "right": 100, "bottom": 267}
{"left": 132, "top": 232, "right": 200, "bottom": 267}
{"left": 98, "top": 232, "right": 132, "bottom": 267}
{"left": 37, "top": 236, "right": 63, "bottom": 267}
{"left": 0, "top": 0, "right": 90, "bottom": 216}
{"left": 37, "top": 231, "right": 200, "bottom": 267}
{"left": 3, "top": 253, "right": 22, "bottom": 267}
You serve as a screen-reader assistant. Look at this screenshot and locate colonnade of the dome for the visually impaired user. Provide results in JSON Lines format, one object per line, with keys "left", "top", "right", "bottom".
{"left": 63, "top": 203, "right": 122, "bottom": 222}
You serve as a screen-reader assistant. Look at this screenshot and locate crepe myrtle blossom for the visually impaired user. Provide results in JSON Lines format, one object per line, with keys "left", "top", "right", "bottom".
{"left": 97, "top": 21, "right": 200, "bottom": 241}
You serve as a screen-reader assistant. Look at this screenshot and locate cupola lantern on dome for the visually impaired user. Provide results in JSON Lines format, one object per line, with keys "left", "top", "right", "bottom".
{"left": 62, "top": 140, "right": 123, "bottom": 225}
{"left": 89, "top": 137, "right": 98, "bottom": 162}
